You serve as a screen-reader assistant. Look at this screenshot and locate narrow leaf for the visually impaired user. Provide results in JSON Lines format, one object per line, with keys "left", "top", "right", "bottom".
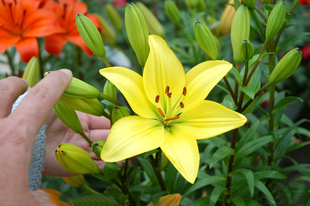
{"left": 210, "top": 187, "right": 227, "bottom": 206}
{"left": 231, "top": 169, "right": 255, "bottom": 197}
{"left": 210, "top": 146, "right": 234, "bottom": 168}
{"left": 138, "top": 157, "right": 160, "bottom": 186}
{"left": 254, "top": 171, "right": 286, "bottom": 180}
{"left": 273, "top": 96, "right": 303, "bottom": 112}
{"left": 240, "top": 86, "right": 256, "bottom": 99}
{"left": 230, "top": 67, "right": 243, "bottom": 86}
{"left": 255, "top": 179, "right": 276, "bottom": 206}
{"left": 229, "top": 196, "right": 246, "bottom": 206}
{"left": 277, "top": 32, "right": 310, "bottom": 54}
{"left": 236, "top": 121, "right": 260, "bottom": 151}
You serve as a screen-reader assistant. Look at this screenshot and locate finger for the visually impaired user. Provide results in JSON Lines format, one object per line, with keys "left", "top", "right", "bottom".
{"left": 0, "top": 76, "right": 28, "bottom": 118}
{"left": 83, "top": 113, "right": 111, "bottom": 130}
{"left": 89, "top": 129, "right": 110, "bottom": 142}
{"left": 10, "top": 69, "right": 72, "bottom": 146}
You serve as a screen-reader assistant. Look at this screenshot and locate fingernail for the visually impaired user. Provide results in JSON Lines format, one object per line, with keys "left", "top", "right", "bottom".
{"left": 59, "top": 69, "right": 72, "bottom": 77}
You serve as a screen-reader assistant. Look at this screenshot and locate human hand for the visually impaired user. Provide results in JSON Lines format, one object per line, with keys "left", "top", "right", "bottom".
{"left": 0, "top": 70, "right": 72, "bottom": 205}
{"left": 44, "top": 110, "right": 110, "bottom": 177}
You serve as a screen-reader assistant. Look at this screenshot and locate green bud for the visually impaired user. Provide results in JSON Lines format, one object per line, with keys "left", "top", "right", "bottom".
{"left": 268, "top": 48, "right": 302, "bottom": 85}
{"left": 231, "top": 4, "right": 250, "bottom": 63}
{"left": 164, "top": 1, "right": 181, "bottom": 25}
{"left": 63, "top": 175, "right": 85, "bottom": 187}
{"left": 111, "top": 106, "right": 130, "bottom": 125}
{"left": 136, "top": 2, "right": 165, "bottom": 38}
{"left": 55, "top": 143, "right": 101, "bottom": 174}
{"left": 194, "top": 21, "right": 219, "bottom": 60}
{"left": 240, "top": 39, "right": 254, "bottom": 61}
{"left": 103, "top": 80, "right": 117, "bottom": 112}
{"left": 91, "top": 140, "right": 106, "bottom": 158}
{"left": 59, "top": 96, "right": 105, "bottom": 116}
{"left": 242, "top": 0, "right": 255, "bottom": 10}
{"left": 197, "top": 0, "right": 207, "bottom": 12}
{"left": 22, "top": 57, "right": 39, "bottom": 88}
{"left": 54, "top": 102, "right": 83, "bottom": 134}
{"left": 265, "top": 1, "right": 286, "bottom": 40}
{"left": 63, "top": 77, "right": 101, "bottom": 99}
{"left": 96, "top": 14, "right": 117, "bottom": 45}
{"left": 104, "top": 4, "right": 123, "bottom": 32}
{"left": 76, "top": 13, "right": 106, "bottom": 58}
{"left": 125, "top": 3, "right": 150, "bottom": 67}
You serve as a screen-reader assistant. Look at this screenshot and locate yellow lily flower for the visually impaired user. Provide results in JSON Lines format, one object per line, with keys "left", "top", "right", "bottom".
{"left": 99, "top": 35, "right": 247, "bottom": 183}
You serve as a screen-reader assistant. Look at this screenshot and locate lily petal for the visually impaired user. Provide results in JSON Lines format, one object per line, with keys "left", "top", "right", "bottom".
{"left": 183, "top": 61, "right": 232, "bottom": 108}
{"left": 15, "top": 38, "right": 39, "bottom": 63}
{"left": 0, "top": 29, "right": 20, "bottom": 54}
{"left": 143, "top": 35, "right": 185, "bottom": 113}
{"left": 161, "top": 125, "right": 199, "bottom": 184}
{"left": 100, "top": 67, "right": 158, "bottom": 119}
{"left": 45, "top": 34, "right": 67, "bottom": 57}
{"left": 101, "top": 116, "right": 165, "bottom": 162}
{"left": 179, "top": 101, "right": 247, "bottom": 139}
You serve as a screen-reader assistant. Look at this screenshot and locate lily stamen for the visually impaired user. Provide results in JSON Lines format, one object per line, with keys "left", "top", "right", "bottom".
{"left": 164, "top": 116, "right": 180, "bottom": 121}
{"left": 165, "top": 86, "right": 170, "bottom": 94}
{"left": 180, "top": 102, "right": 184, "bottom": 108}
{"left": 155, "top": 95, "right": 160, "bottom": 103}
{"left": 158, "top": 108, "right": 165, "bottom": 117}
{"left": 183, "top": 87, "right": 187, "bottom": 96}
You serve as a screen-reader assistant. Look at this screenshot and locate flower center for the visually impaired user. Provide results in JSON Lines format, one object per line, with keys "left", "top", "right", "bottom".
{"left": 155, "top": 86, "right": 187, "bottom": 125}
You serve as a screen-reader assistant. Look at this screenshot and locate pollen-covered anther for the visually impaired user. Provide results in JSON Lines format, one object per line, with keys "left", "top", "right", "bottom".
{"left": 164, "top": 116, "right": 180, "bottom": 121}
{"left": 155, "top": 95, "right": 160, "bottom": 103}
{"left": 180, "top": 102, "right": 184, "bottom": 108}
{"left": 183, "top": 87, "right": 187, "bottom": 96}
{"left": 167, "top": 92, "right": 172, "bottom": 98}
{"left": 165, "top": 86, "right": 170, "bottom": 94}
{"left": 158, "top": 108, "right": 165, "bottom": 117}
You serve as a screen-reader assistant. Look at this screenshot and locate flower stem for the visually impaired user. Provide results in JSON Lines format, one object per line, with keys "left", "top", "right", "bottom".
{"left": 238, "top": 60, "right": 249, "bottom": 110}
{"left": 101, "top": 56, "right": 111, "bottom": 67}
{"left": 150, "top": 155, "right": 167, "bottom": 193}
{"left": 80, "top": 132, "right": 93, "bottom": 146}
{"left": 250, "top": 9, "right": 265, "bottom": 40}
{"left": 5, "top": 50, "right": 15, "bottom": 76}
{"left": 99, "top": 93, "right": 122, "bottom": 106}
{"left": 223, "top": 76, "right": 237, "bottom": 106}
{"left": 255, "top": 6, "right": 268, "bottom": 23}
{"left": 115, "top": 172, "right": 137, "bottom": 206}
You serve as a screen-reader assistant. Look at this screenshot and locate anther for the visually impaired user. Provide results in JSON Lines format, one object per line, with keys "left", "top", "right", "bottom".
{"left": 165, "top": 86, "right": 170, "bottom": 94}
{"left": 167, "top": 92, "right": 172, "bottom": 98}
{"left": 180, "top": 102, "right": 184, "bottom": 108}
{"left": 158, "top": 108, "right": 165, "bottom": 117}
{"left": 164, "top": 116, "right": 180, "bottom": 121}
{"left": 155, "top": 95, "right": 160, "bottom": 103}
{"left": 183, "top": 87, "right": 187, "bottom": 96}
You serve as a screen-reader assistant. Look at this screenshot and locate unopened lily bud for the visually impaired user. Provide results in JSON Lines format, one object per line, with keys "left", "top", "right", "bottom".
{"left": 76, "top": 13, "right": 106, "bottom": 58}
{"left": 54, "top": 102, "right": 83, "bottom": 134}
{"left": 22, "top": 57, "right": 39, "bottom": 87}
{"left": 197, "top": 0, "right": 207, "bottom": 12}
{"left": 103, "top": 80, "right": 117, "bottom": 112}
{"left": 91, "top": 140, "right": 105, "bottom": 158}
{"left": 269, "top": 48, "right": 302, "bottom": 85}
{"left": 64, "top": 77, "right": 101, "bottom": 99}
{"left": 96, "top": 14, "right": 117, "bottom": 45}
{"left": 265, "top": 1, "right": 286, "bottom": 40}
{"left": 194, "top": 21, "right": 218, "bottom": 60}
{"left": 164, "top": 1, "right": 181, "bottom": 25}
{"left": 242, "top": 0, "right": 255, "bottom": 10}
{"left": 136, "top": 2, "right": 165, "bottom": 38}
{"left": 111, "top": 106, "right": 130, "bottom": 125}
{"left": 59, "top": 96, "right": 105, "bottom": 116}
{"left": 240, "top": 39, "right": 254, "bottom": 61}
{"left": 63, "top": 175, "right": 85, "bottom": 187}
{"left": 147, "top": 194, "right": 181, "bottom": 206}
{"left": 125, "top": 3, "right": 150, "bottom": 67}
{"left": 220, "top": 0, "right": 236, "bottom": 36}
{"left": 105, "top": 4, "right": 123, "bottom": 32}
{"left": 55, "top": 143, "right": 101, "bottom": 174}
{"left": 231, "top": 4, "right": 250, "bottom": 63}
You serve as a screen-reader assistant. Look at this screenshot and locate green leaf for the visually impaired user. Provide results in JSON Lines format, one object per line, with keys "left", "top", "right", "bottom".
{"left": 130, "top": 185, "right": 161, "bottom": 194}
{"left": 138, "top": 157, "right": 160, "bottom": 187}
{"left": 274, "top": 182, "right": 293, "bottom": 205}
{"left": 216, "top": 84, "right": 230, "bottom": 95}
{"left": 73, "top": 193, "right": 116, "bottom": 206}
{"left": 104, "top": 188, "right": 128, "bottom": 202}
{"left": 103, "top": 162, "right": 120, "bottom": 180}
{"left": 273, "top": 96, "right": 303, "bottom": 112}
{"left": 235, "top": 135, "right": 274, "bottom": 162}
{"left": 126, "top": 166, "right": 140, "bottom": 184}
{"left": 259, "top": 52, "right": 273, "bottom": 61}
{"left": 295, "top": 176, "right": 310, "bottom": 183}
{"left": 230, "top": 67, "right": 243, "bottom": 86}
{"left": 236, "top": 121, "right": 259, "bottom": 151}
{"left": 240, "top": 86, "right": 256, "bottom": 99}
{"left": 255, "top": 179, "right": 276, "bottom": 205}
{"left": 190, "top": 196, "right": 210, "bottom": 206}
{"left": 254, "top": 171, "right": 286, "bottom": 180}
{"left": 276, "top": 32, "right": 310, "bottom": 54}
{"left": 165, "top": 163, "right": 178, "bottom": 194}
{"left": 231, "top": 169, "right": 255, "bottom": 197}
{"left": 183, "top": 176, "right": 226, "bottom": 197}
{"left": 210, "top": 146, "right": 234, "bottom": 168}
{"left": 222, "top": 95, "right": 238, "bottom": 110}
{"left": 210, "top": 187, "right": 227, "bottom": 206}
{"left": 229, "top": 196, "right": 246, "bottom": 206}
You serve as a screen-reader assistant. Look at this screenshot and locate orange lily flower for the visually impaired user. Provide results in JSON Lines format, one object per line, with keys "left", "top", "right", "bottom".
{"left": 0, "top": 0, "right": 63, "bottom": 62}
{"left": 42, "top": 0, "right": 101, "bottom": 56}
